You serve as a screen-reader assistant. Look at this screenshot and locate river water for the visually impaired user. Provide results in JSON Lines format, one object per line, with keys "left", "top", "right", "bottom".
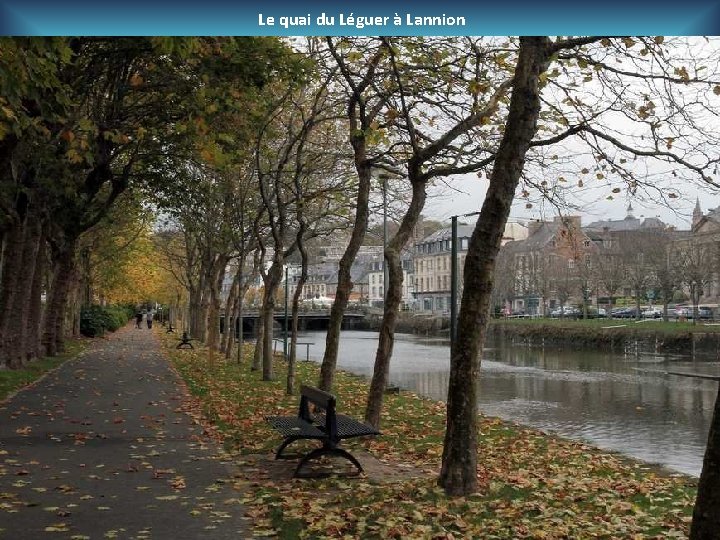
{"left": 294, "top": 330, "right": 719, "bottom": 477}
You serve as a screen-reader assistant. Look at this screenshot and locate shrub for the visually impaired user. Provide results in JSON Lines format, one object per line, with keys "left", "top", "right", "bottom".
{"left": 80, "top": 304, "right": 134, "bottom": 337}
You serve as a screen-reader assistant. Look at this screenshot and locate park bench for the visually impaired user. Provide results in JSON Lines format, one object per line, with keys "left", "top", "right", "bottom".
{"left": 176, "top": 331, "right": 194, "bottom": 349}
{"left": 266, "top": 385, "right": 380, "bottom": 478}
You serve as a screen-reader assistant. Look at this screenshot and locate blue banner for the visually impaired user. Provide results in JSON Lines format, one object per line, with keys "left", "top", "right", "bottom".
{"left": 1, "top": 0, "right": 719, "bottom": 35}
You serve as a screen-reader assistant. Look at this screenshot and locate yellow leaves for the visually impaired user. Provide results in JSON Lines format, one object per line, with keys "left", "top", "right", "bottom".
{"left": 621, "top": 37, "right": 636, "bottom": 48}
{"left": 129, "top": 73, "right": 144, "bottom": 87}
{"left": 44, "top": 523, "right": 70, "bottom": 532}
{"left": 713, "top": 85, "right": 720, "bottom": 96}
{"left": 674, "top": 66, "right": 690, "bottom": 82}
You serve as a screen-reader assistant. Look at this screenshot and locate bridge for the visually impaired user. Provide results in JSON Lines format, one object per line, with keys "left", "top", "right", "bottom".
{"left": 221, "top": 310, "right": 366, "bottom": 335}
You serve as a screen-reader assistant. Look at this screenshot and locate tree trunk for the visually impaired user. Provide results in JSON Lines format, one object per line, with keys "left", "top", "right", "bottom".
{"left": 8, "top": 216, "right": 42, "bottom": 368}
{"left": 221, "top": 267, "right": 241, "bottom": 357}
{"left": 439, "top": 36, "right": 550, "bottom": 496}
{"left": 691, "top": 383, "right": 720, "bottom": 539}
{"left": 288, "top": 235, "right": 308, "bottom": 396}
{"left": 318, "top": 155, "right": 372, "bottom": 391}
{"left": 252, "top": 311, "right": 264, "bottom": 371}
{"left": 0, "top": 221, "right": 27, "bottom": 368}
{"left": 206, "top": 256, "right": 228, "bottom": 351}
{"left": 261, "top": 261, "right": 283, "bottom": 381}
{"left": 365, "top": 180, "right": 426, "bottom": 428}
{"left": 43, "top": 244, "right": 77, "bottom": 356}
{"left": 25, "top": 226, "right": 47, "bottom": 362}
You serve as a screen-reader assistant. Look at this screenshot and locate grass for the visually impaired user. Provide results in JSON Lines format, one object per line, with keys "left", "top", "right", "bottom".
{"left": 0, "top": 339, "right": 88, "bottom": 401}
{"left": 160, "top": 332, "right": 698, "bottom": 539}
{"left": 494, "top": 316, "right": 720, "bottom": 334}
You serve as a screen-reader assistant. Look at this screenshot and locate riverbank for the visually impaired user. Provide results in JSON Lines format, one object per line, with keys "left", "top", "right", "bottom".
{"left": 488, "top": 318, "right": 720, "bottom": 357}
{"left": 160, "top": 332, "right": 697, "bottom": 539}
{"left": 366, "top": 313, "right": 720, "bottom": 357}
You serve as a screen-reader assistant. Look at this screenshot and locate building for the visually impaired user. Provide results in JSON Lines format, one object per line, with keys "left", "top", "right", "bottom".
{"left": 413, "top": 221, "right": 527, "bottom": 312}
{"left": 365, "top": 252, "right": 415, "bottom": 308}
{"left": 500, "top": 216, "right": 598, "bottom": 315}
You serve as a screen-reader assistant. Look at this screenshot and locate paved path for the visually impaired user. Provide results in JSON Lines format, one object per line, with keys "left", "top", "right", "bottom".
{"left": 0, "top": 326, "right": 250, "bottom": 539}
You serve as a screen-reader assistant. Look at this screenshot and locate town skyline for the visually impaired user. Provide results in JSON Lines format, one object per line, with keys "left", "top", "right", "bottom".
{"left": 424, "top": 174, "right": 720, "bottom": 230}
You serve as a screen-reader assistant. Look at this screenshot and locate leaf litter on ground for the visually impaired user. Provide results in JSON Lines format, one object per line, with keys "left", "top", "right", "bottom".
{"left": 159, "top": 332, "right": 697, "bottom": 539}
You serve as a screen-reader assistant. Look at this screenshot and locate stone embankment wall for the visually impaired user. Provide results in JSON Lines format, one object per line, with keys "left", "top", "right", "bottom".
{"left": 487, "top": 322, "right": 720, "bottom": 358}
{"left": 364, "top": 313, "right": 720, "bottom": 359}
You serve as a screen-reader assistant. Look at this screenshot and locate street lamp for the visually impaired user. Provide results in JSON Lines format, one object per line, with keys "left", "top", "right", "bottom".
{"left": 284, "top": 264, "right": 289, "bottom": 359}
{"left": 450, "top": 212, "right": 481, "bottom": 349}
{"left": 380, "top": 173, "right": 389, "bottom": 305}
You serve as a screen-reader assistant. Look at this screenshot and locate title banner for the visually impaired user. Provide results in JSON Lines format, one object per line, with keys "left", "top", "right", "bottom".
{"left": 1, "top": 0, "right": 719, "bottom": 35}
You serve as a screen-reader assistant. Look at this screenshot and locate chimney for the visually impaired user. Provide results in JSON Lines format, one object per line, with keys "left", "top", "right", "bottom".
{"left": 528, "top": 220, "right": 543, "bottom": 237}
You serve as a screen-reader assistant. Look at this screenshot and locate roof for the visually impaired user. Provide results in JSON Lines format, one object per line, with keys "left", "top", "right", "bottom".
{"left": 585, "top": 215, "right": 666, "bottom": 232}
{"left": 419, "top": 225, "right": 475, "bottom": 244}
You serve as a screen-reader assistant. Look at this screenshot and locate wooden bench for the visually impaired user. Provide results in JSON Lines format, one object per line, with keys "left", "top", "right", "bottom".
{"left": 266, "top": 385, "right": 380, "bottom": 478}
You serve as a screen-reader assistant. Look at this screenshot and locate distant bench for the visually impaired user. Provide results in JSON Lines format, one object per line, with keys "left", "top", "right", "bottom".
{"left": 272, "top": 339, "right": 315, "bottom": 362}
{"left": 266, "top": 385, "right": 380, "bottom": 478}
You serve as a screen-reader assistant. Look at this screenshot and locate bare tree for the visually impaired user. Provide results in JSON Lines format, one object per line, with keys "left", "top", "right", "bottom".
{"left": 677, "top": 240, "right": 716, "bottom": 324}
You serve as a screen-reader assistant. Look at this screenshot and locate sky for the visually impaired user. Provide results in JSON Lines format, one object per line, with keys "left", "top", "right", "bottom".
{"left": 424, "top": 174, "right": 720, "bottom": 230}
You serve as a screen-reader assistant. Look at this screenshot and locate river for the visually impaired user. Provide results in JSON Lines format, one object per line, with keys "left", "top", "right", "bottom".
{"left": 292, "top": 330, "right": 719, "bottom": 477}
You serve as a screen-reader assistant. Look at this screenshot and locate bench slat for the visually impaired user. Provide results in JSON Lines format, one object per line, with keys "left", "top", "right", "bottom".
{"left": 266, "top": 416, "right": 326, "bottom": 438}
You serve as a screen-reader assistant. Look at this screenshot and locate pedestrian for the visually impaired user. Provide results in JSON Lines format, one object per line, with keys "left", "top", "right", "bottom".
{"left": 146, "top": 310, "right": 154, "bottom": 329}
{"left": 135, "top": 311, "right": 143, "bottom": 329}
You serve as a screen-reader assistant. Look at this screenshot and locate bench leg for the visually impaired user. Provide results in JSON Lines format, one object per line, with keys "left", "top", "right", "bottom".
{"left": 275, "top": 436, "right": 307, "bottom": 460}
{"left": 294, "top": 447, "right": 364, "bottom": 478}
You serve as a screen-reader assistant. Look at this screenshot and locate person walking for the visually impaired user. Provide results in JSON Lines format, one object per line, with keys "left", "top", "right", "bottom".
{"left": 135, "top": 311, "right": 143, "bottom": 329}
{"left": 146, "top": 310, "right": 154, "bottom": 329}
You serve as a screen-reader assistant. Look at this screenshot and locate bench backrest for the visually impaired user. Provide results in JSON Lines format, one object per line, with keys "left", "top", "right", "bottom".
{"left": 299, "top": 385, "right": 338, "bottom": 442}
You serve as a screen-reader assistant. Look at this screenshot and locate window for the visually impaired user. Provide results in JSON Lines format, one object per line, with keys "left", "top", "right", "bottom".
{"left": 461, "top": 238, "right": 468, "bottom": 250}
{"left": 437, "top": 276, "right": 442, "bottom": 289}
{"left": 568, "top": 259, "right": 575, "bottom": 269}
{"left": 429, "top": 260, "right": 433, "bottom": 270}
{"left": 583, "top": 240, "right": 591, "bottom": 247}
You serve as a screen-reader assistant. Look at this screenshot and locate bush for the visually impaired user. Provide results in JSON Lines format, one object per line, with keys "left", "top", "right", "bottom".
{"left": 80, "top": 304, "right": 134, "bottom": 337}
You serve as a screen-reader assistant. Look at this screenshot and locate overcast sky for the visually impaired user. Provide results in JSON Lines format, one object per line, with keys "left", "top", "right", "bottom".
{"left": 424, "top": 175, "right": 720, "bottom": 230}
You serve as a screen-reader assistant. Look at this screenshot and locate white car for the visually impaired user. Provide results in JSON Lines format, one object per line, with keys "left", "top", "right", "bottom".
{"left": 641, "top": 307, "right": 662, "bottom": 319}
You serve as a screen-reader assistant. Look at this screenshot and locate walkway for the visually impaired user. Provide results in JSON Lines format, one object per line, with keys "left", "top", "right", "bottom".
{"left": 0, "top": 326, "right": 249, "bottom": 539}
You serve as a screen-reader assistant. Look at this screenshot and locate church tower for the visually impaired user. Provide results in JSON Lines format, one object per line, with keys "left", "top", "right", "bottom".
{"left": 692, "top": 197, "right": 703, "bottom": 229}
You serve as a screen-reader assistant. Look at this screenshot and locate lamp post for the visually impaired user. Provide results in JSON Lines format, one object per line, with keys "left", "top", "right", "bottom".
{"left": 380, "top": 173, "right": 389, "bottom": 305}
{"left": 450, "top": 212, "right": 481, "bottom": 350}
{"left": 284, "top": 264, "right": 289, "bottom": 359}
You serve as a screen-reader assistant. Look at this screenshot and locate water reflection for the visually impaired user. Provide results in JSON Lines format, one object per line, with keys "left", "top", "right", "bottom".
{"left": 298, "top": 330, "right": 718, "bottom": 476}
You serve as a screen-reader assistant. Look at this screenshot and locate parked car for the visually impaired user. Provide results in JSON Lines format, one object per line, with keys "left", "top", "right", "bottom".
{"left": 689, "top": 307, "right": 714, "bottom": 320}
{"left": 613, "top": 307, "right": 639, "bottom": 319}
{"left": 550, "top": 306, "right": 580, "bottom": 318}
{"left": 641, "top": 307, "right": 662, "bottom": 319}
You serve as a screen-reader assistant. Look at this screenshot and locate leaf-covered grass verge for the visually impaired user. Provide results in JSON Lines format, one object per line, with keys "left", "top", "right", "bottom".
{"left": 160, "top": 332, "right": 697, "bottom": 539}
{"left": 0, "top": 339, "right": 88, "bottom": 401}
